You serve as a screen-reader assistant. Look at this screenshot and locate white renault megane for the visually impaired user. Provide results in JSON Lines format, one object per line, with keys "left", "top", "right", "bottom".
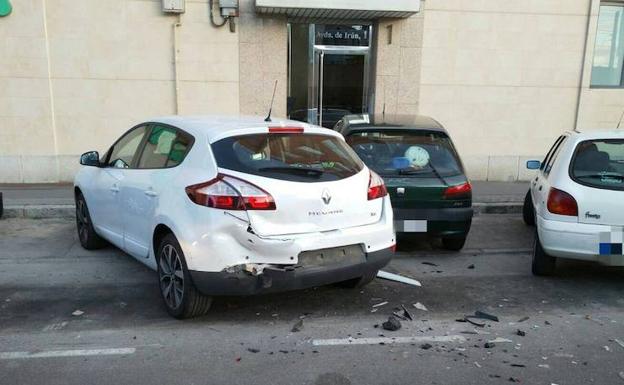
{"left": 74, "top": 116, "right": 395, "bottom": 318}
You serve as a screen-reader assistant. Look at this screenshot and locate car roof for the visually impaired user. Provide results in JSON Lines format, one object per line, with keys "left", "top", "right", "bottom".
{"left": 146, "top": 115, "right": 333, "bottom": 142}
{"left": 564, "top": 129, "right": 624, "bottom": 141}
{"left": 338, "top": 114, "right": 447, "bottom": 136}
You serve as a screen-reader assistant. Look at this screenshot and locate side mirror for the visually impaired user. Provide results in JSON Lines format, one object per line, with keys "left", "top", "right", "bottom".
{"left": 526, "top": 160, "right": 541, "bottom": 170}
{"left": 80, "top": 151, "right": 101, "bottom": 167}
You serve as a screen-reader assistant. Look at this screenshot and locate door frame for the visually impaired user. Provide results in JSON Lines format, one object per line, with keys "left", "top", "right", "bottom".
{"left": 309, "top": 46, "right": 371, "bottom": 127}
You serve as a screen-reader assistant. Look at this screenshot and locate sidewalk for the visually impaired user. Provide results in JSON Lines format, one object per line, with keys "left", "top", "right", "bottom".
{"left": 0, "top": 181, "right": 528, "bottom": 219}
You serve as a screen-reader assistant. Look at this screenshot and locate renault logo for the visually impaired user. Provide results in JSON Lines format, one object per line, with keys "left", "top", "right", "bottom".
{"left": 321, "top": 189, "right": 332, "bottom": 205}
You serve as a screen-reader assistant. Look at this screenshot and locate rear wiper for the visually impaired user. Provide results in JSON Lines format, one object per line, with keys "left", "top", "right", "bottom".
{"left": 258, "top": 167, "right": 324, "bottom": 177}
{"left": 428, "top": 162, "right": 448, "bottom": 187}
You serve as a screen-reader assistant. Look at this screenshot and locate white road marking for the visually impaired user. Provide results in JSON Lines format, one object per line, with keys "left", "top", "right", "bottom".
{"left": 312, "top": 335, "right": 466, "bottom": 346}
{"left": 0, "top": 348, "right": 136, "bottom": 360}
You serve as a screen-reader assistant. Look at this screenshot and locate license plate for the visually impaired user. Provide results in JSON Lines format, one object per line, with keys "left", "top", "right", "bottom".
{"left": 395, "top": 220, "right": 427, "bottom": 232}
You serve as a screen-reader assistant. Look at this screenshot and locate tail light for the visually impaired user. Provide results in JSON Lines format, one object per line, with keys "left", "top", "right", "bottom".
{"left": 547, "top": 188, "right": 577, "bottom": 216}
{"left": 186, "top": 174, "right": 276, "bottom": 211}
{"left": 368, "top": 170, "right": 388, "bottom": 200}
{"left": 443, "top": 182, "right": 472, "bottom": 200}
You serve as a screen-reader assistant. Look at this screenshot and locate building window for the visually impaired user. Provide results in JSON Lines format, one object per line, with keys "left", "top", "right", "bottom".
{"left": 591, "top": 3, "right": 624, "bottom": 87}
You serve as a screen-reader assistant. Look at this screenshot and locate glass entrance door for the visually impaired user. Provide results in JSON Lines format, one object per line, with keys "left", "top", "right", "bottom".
{"left": 288, "top": 24, "right": 371, "bottom": 128}
{"left": 313, "top": 49, "right": 368, "bottom": 128}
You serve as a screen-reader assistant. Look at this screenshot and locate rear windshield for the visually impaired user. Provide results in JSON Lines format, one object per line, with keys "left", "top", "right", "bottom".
{"left": 571, "top": 139, "right": 624, "bottom": 190}
{"left": 211, "top": 133, "right": 364, "bottom": 182}
{"left": 345, "top": 130, "right": 464, "bottom": 178}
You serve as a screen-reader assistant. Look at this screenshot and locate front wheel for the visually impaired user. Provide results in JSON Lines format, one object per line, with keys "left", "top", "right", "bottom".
{"left": 532, "top": 230, "right": 556, "bottom": 276}
{"left": 442, "top": 237, "right": 467, "bottom": 251}
{"left": 157, "top": 233, "right": 212, "bottom": 319}
{"left": 523, "top": 190, "right": 536, "bottom": 226}
{"left": 75, "top": 193, "right": 106, "bottom": 250}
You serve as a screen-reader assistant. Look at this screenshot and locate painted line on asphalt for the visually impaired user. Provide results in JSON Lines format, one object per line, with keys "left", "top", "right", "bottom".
{"left": 312, "top": 335, "right": 466, "bottom": 346}
{"left": 0, "top": 348, "right": 136, "bottom": 360}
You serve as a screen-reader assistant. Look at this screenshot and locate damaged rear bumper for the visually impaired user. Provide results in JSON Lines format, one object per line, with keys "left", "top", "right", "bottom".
{"left": 189, "top": 246, "right": 394, "bottom": 296}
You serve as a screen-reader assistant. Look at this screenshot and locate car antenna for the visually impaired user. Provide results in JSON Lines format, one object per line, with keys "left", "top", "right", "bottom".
{"left": 617, "top": 109, "right": 624, "bottom": 129}
{"left": 264, "top": 80, "right": 278, "bottom": 122}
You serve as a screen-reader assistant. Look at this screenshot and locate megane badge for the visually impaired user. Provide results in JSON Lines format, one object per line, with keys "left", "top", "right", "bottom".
{"left": 322, "top": 189, "right": 332, "bottom": 205}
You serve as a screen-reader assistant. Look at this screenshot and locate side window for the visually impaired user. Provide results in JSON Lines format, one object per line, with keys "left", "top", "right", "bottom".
{"left": 107, "top": 126, "right": 148, "bottom": 169}
{"left": 540, "top": 136, "right": 563, "bottom": 171}
{"left": 137, "top": 125, "right": 193, "bottom": 169}
{"left": 544, "top": 137, "right": 567, "bottom": 177}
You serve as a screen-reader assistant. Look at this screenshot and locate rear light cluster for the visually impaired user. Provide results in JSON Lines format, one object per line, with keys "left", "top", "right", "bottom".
{"left": 547, "top": 188, "right": 578, "bottom": 216}
{"left": 368, "top": 170, "right": 388, "bottom": 200}
{"left": 443, "top": 182, "right": 472, "bottom": 200}
{"left": 186, "top": 174, "right": 276, "bottom": 211}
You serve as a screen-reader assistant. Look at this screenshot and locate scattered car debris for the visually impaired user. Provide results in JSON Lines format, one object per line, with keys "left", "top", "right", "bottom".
{"left": 462, "top": 318, "right": 486, "bottom": 327}
{"left": 614, "top": 339, "right": 624, "bottom": 349}
{"left": 475, "top": 310, "right": 499, "bottom": 322}
{"left": 618, "top": 371, "right": 624, "bottom": 381}
{"left": 72, "top": 310, "right": 84, "bottom": 316}
{"left": 467, "top": 264, "right": 475, "bottom": 269}
{"left": 291, "top": 319, "right": 304, "bottom": 333}
{"left": 538, "top": 364, "right": 550, "bottom": 369}
{"left": 372, "top": 301, "right": 388, "bottom": 308}
{"left": 517, "top": 316, "right": 530, "bottom": 323}
{"left": 484, "top": 342, "right": 496, "bottom": 349}
{"left": 516, "top": 330, "right": 526, "bottom": 337}
{"left": 413, "top": 302, "right": 428, "bottom": 312}
{"left": 420, "top": 343, "right": 432, "bottom": 350}
{"left": 247, "top": 348, "right": 260, "bottom": 353}
{"left": 604, "top": 345, "right": 611, "bottom": 352}
{"left": 382, "top": 316, "right": 402, "bottom": 331}
{"left": 474, "top": 362, "right": 482, "bottom": 368}
{"left": 400, "top": 305, "right": 413, "bottom": 321}
{"left": 488, "top": 338, "right": 513, "bottom": 344}
{"left": 422, "top": 262, "right": 438, "bottom": 267}
{"left": 510, "top": 364, "right": 526, "bottom": 368}
{"left": 392, "top": 311, "right": 408, "bottom": 321}
{"left": 377, "top": 271, "right": 422, "bottom": 287}
{"left": 545, "top": 320, "right": 552, "bottom": 325}
{"left": 508, "top": 377, "right": 520, "bottom": 383}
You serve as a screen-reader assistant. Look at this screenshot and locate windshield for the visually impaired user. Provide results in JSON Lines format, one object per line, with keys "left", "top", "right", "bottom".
{"left": 211, "top": 133, "right": 364, "bottom": 183}
{"left": 345, "top": 130, "right": 464, "bottom": 177}
{"left": 571, "top": 139, "right": 624, "bottom": 191}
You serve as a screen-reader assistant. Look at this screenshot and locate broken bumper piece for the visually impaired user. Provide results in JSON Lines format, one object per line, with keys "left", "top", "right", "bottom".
{"left": 189, "top": 246, "right": 394, "bottom": 296}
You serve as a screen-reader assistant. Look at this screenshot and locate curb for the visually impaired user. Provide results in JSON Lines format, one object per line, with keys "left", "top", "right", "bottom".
{"left": 4, "top": 205, "right": 75, "bottom": 219}
{"left": 473, "top": 202, "right": 523, "bottom": 215}
{"left": 3, "top": 202, "right": 523, "bottom": 220}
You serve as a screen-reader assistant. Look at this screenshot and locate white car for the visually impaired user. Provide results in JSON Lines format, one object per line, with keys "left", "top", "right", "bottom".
{"left": 523, "top": 130, "right": 624, "bottom": 275}
{"left": 74, "top": 116, "right": 396, "bottom": 318}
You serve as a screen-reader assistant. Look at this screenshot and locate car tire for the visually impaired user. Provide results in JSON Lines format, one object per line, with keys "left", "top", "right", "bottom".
{"left": 523, "top": 190, "right": 536, "bottom": 226}
{"left": 335, "top": 269, "right": 378, "bottom": 289}
{"left": 442, "top": 237, "right": 467, "bottom": 251}
{"left": 157, "top": 233, "right": 212, "bottom": 319}
{"left": 75, "top": 192, "right": 107, "bottom": 250}
{"left": 532, "top": 230, "right": 556, "bottom": 276}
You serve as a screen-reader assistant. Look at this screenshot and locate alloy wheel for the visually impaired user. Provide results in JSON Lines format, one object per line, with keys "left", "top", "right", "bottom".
{"left": 159, "top": 244, "right": 185, "bottom": 310}
{"left": 76, "top": 198, "right": 89, "bottom": 243}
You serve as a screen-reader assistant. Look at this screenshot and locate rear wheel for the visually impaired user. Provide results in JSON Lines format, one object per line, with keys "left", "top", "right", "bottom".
{"left": 75, "top": 193, "right": 106, "bottom": 250}
{"left": 532, "top": 230, "right": 556, "bottom": 276}
{"left": 157, "top": 233, "right": 212, "bottom": 319}
{"left": 442, "top": 236, "right": 467, "bottom": 251}
{"left": 523, "top": 190, "right": 536, "bottom": 226}
{"left": 335, "top": 269, "right": 378, "bottom": 289}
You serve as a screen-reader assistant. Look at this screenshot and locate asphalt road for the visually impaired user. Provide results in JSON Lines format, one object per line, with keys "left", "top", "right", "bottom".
{"left": 1, "top": 215, "right": 623, "bottom": 385}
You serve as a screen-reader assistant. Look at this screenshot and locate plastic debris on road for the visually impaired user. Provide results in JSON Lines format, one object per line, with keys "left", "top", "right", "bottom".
{"left": 377, "top": 271, "right": 422, "bottom": 287}
{"left": 413, "top": 302, "right": 428, "bottom": 311}
{"left": 71, "top": 310, "right": 84, "bottom": 316}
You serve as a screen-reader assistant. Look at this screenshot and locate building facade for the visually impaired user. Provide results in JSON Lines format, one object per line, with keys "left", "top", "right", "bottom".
{"left": 0, "top": 0, "right": 622, "bottom": 183}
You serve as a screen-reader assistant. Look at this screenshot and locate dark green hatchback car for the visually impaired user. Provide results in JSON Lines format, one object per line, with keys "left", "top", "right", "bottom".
{"left": 334, "top": 115, "right": 473, "bottom": 250}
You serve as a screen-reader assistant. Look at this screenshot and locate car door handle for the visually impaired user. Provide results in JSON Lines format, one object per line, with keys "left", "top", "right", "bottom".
{"left": 144, "top": 190, "right": 158, "bottom": 197}
{"left": 110, "top": 185, "right": 120, "bottom": 193}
